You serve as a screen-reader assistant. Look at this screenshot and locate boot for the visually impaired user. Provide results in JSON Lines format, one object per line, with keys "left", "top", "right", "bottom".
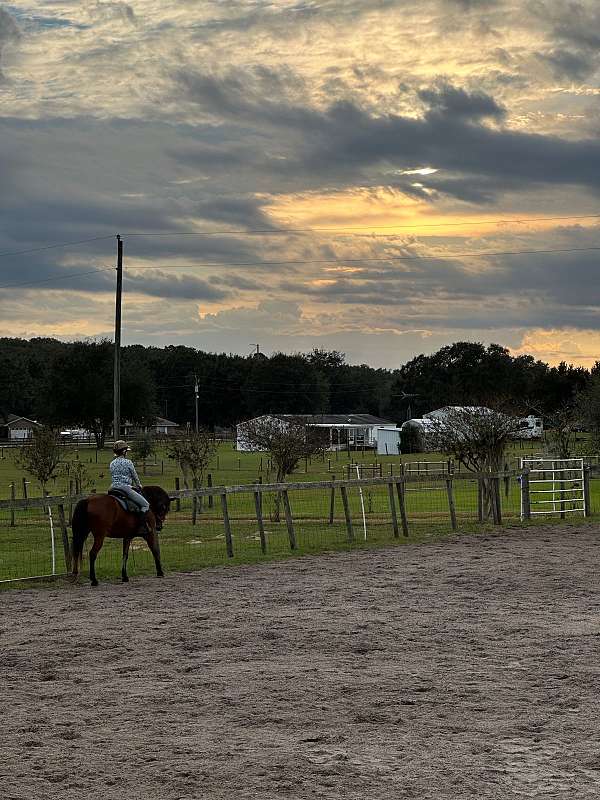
{"left": 141, "top": 510, "right": 156, "bottom": 536}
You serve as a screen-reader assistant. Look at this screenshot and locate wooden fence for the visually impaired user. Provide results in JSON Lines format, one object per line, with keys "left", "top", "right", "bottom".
{"left": 0, "top": 468, "right": 591, "bottom": 585}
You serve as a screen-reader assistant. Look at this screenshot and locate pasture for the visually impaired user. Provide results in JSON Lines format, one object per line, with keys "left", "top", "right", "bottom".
{"left": 0, "top": 439, "right": 547, "bottom": 499}
{"left": 2, "top": 526, "right": 600, "bottom": 798}
{"left": 2, "top": 439, "right": 600, "bottom": 585}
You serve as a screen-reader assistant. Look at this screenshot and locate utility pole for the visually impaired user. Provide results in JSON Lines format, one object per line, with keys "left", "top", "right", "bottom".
{"left": 113, "top": 234, "right": 123, "bottom": 443}
{"left": 250, "top": 343, "right": 260, "bottom": 355}
{"left": 194, "top": 374, "right": 199, "bottom": 432}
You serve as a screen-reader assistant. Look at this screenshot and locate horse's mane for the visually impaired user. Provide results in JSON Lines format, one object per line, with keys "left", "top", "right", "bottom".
{"left": 141, "top": 485, "right": 171, "bottom": 509}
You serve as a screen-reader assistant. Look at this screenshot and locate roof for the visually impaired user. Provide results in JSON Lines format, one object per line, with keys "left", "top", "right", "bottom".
{"left": 4, "top": 414, "right": 41, "bottom": 427}
{"left": 153, "top": 417, "right": 179, "bottom": 427}
{"left": 423, "top": 406, "right": 492, "bottom": 419}
{"left": 240, "top": 413, "right": 396, "bottom": 427}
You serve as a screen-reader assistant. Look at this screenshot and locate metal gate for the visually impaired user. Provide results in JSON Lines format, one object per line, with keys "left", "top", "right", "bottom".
{"left": 520, "top": 457, "right": 586, "bottom": 519}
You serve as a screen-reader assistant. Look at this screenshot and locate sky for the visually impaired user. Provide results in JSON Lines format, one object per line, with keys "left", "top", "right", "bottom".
{"left": 1, "top": 0, "right": 600, "bottom": 368}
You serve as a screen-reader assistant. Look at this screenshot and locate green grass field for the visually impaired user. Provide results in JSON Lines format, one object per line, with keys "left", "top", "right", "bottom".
{"left": 1, "top": 439, "right": 597, "bottom": 586}
{"left": 0, "top": 438, "right": 550, "bottom": 499}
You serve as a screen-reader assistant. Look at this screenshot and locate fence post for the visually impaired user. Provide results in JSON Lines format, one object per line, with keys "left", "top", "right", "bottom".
{"left": 253, "top": 491, "right": 267, "bottom": 554}
{"left": 192, "top": 478, "right": 198, "bottom": 525}
{"left": 282, "top": 490, "right": 296, "bottom": 550}
{"left": 340, "top": 485, "right": 354, "bottom": 542}
{"left": 583, "top": 465, "right": 591, "bottom": 517}
{"left": 22, "top": 478, "right": 28, "bottom": 499}
{"left": 10, "top": 482, "right": 15, "bottom": 527}
{"left": 207, "top": 473, "right": 213, "bottom": 508}
{"left": 329, "top": 474, "right": 335, "bottom": 524}
{"left": 493, "top": 476, "right": 502, "bottom": 525}
{"left": 220, "top": 492, "right": 234, "bottom": 558}
{"left": 388, "top": 482, "right": 400, "bottom": 539}
{"left": 57, "top": 504, "right": 72, "bottom": 573}
{"left": 446, "top": 477, "right": 457, "bottom": 531}
{"left": 477, "top": 477, "right": 484, "bottom": 522}
{"left": 521, "top": 468, "right": 531, "bottom": 520}
{"left": 504, "top": 462, "right": 510, "bottom": 498}
{"left": 395, "top": 480, "right": 409, "bottom": 537}
{"left": 174, "top": 477, "right": 181, "bottom": 512}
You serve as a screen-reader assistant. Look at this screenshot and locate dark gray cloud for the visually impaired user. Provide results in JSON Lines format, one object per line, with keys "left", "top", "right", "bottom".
{"left": 537, "top": 48, "right": 598, "bottom": 80}
{"left": 419, "top": 82, "right": 506, "bottom": 121}
{"left": 173, "top": 69, "right": 600, "bottom": 204}
{"left": 125, "top": 270, "right": 230, "bottom": 301}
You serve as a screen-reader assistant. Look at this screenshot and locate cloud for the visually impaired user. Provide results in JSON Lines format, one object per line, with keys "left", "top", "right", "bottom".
{"left": 419, "top": 83, "right": 507, "bottom": 121}
{"left": 0, "top": 7, "right": 20, "bottom": 79}
{"left": 125, "top": 270, "right": 230, "bottom": 301}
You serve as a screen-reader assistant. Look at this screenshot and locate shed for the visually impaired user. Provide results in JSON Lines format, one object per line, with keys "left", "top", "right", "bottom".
{"left": 376, "top": 427, "right": 401, "bottom": 456}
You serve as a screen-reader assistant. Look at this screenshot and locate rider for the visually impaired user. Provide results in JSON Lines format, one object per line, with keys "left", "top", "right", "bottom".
{"left": 109, "top": 440, "right": 155, "bottom": 535}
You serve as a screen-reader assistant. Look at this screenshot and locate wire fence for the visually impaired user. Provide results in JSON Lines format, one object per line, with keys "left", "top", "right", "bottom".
{"left": 1, "top": 469, "right": 598, "bottom": 585}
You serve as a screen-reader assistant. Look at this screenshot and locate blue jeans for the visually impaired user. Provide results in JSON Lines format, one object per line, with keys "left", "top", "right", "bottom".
{"left": 111, "top": 484, "right": 149, "bottom": 512}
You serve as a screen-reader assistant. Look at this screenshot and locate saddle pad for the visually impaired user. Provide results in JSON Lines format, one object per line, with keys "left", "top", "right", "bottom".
{"left": 108, "top": 489, "right": 139, "bottom": 514}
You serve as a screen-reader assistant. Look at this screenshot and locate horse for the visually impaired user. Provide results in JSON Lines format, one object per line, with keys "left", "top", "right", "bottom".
{"left": 71, "top": 485, "right": 172, "bottom": 586}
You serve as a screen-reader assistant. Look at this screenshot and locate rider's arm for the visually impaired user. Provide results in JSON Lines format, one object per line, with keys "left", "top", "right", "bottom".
{"left": 129, "top": 460, "right": 143, "bottom": 489}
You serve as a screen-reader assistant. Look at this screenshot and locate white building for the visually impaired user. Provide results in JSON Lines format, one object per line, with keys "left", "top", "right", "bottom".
{"left": 376, "top": 427, "right": 402, "bottom": 455}
{"left": 237, "top": 414, "right": 397, "bottom": 452}
{"left": 0, "top": 414, "right": 42, "bottom": 440}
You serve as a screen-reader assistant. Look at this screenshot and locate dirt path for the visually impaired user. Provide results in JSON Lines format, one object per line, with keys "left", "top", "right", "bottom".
{"left": 2, "top": 526, "right": 600, "bottom": 799}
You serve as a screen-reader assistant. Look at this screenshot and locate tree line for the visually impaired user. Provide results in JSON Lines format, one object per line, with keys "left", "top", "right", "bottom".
{"left": 0, "top": 337, "right": 592, "bottom": 444}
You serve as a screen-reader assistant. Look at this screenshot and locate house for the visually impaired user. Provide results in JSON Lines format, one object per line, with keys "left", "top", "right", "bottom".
{"left": 120, "top": 417, "right": 180, "bottom": 437}
{"left": 150, "top": 417, "right": 180, "bottom": 436}
{"left": 0, "top": 414, "right": 42, "bottom": 440}
{"left": 236, "top": 413, "right": 397, "bottom": 452}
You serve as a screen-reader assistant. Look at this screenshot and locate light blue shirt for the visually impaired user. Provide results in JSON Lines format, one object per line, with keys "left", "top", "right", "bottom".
{"left": 109, "top": 457, "right": 142, "bottom": 488}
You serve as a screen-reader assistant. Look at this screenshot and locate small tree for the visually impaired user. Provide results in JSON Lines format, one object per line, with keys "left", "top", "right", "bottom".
{"left": 16, "top": 426, "right": 62, "bottom": 495}
{"left": 546, "top": 406, "right": 578, "bottom": 459}
{"left": 131, "top": 431, "right": 155, "bottom": 474}
{"left": 430, "top": 407, "right": 521, "bottom": 520}
{"left": 166, "top": 428, "right": 216, "bottom": 489}
{"left": 60, "top": 458, "right": 92, "bottom": 494}
{"left": 239, "top": 416, "right": 327, "bottom": 520}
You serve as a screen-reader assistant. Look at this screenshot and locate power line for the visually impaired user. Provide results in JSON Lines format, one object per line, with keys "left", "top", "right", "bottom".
{"left": 125, "top": 244, "right": 600, "bottom": 271}
{"left": 120, "top": 212, "right": 600, "bottom": 237}
{"left": 0, "top": 266, "right": 114, "bottom": 291}
{"left": 0, "top": 235, "right": 116, "bottom": 260}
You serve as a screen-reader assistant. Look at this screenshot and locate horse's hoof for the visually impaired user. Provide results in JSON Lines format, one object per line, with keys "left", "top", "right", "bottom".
{"left": 91, "top": 581, "right": 99, "bottom": 587}
{"left": 122, "top": 577, "right": 129, "bottom": 583}
{"left": 157, "top": 572, "right": 165, "bottom": 578}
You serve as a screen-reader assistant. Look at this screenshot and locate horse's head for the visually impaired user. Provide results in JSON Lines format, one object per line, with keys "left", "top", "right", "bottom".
{"left": 142, "top": 486, "right": 171, "bottom": 532}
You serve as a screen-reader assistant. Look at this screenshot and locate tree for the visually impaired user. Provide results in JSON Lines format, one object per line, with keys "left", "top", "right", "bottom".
{"left": 43, "top": 340, "right": 156, "bottom": 448}
{"left": 16, "top": 426, "right": 62, "bottom": 494}
{"left": 575, "top": 370, "right": 600, "bottom": 450}
{"left": 430, "top": 407, "right": 521, "bottom": 520}
{"left": 243, "top": 353, "right": 330, "bottom": 417}
{"left": 131, "top": 431, "right": 155, "bottom": 475}
{"left": 546, "top": 405, "right": 578, "bottom": 459}
{"left": 239, "top": 415, "right": 328, "bottom": 521}
{"left": 240, "top": 416, "right": 327, "bottom": 483}
{"left": 166, "top": 428, "right": 216, "bottom": 489}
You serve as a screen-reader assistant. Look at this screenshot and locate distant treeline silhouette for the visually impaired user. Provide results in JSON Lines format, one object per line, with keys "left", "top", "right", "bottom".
{"left": 0, "top": 338, "right": 590, "bottom": 443}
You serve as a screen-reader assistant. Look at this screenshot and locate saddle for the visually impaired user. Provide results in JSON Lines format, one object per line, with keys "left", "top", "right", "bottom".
{"left": 108, "top": 488, "right": 143, "bottom": 514}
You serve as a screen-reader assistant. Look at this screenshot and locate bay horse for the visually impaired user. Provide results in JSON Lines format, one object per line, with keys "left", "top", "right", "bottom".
{"left": 71, "top": 485, "right": 171, "bottom": 586}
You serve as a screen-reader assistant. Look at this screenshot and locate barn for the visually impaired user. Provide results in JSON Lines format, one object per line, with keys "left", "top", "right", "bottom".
{"left": 237, "top": 413, "right": 397, "bottom": 452}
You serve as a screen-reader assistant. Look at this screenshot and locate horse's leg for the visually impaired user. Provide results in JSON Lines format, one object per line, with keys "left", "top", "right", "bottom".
{"left": 89, "top": 533, "right": 105, "bottom": 587}
{"left": 122, "top": 538, "right": 132, "bottom": 583}
{"left": 144, "top": 531, "right": 164, "bottom": 578}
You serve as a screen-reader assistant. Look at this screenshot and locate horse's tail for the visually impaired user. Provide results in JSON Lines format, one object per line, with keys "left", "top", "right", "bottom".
{"left": 71, "top": 498, "right": 89, "bottom": 577}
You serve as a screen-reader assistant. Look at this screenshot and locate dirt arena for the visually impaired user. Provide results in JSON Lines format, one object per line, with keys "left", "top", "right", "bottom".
{"left": 3, "top": 525, "right": 600, "bottom": 799}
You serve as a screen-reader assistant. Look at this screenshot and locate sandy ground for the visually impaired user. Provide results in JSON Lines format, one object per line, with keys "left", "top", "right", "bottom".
{"left": 2, "top": 526, "right": 600, "bottom": 799}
